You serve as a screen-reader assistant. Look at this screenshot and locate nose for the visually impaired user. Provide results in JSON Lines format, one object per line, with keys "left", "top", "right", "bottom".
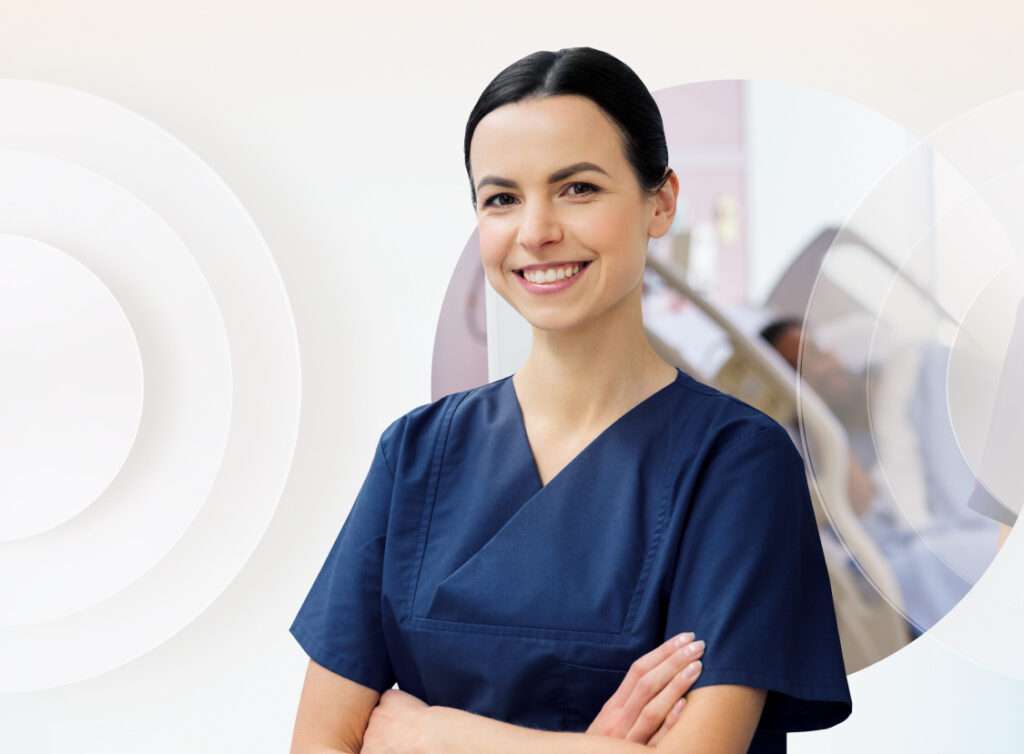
{"left": 517, "top": 200, "right": 563, "bottom": 252}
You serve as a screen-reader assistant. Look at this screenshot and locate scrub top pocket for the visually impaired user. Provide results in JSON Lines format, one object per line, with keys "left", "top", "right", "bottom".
{"left": 557, "top": 660, "right": 631, "bottom": 732}
{"left": 291, "top": 368, "right": 851, "bottom": 752}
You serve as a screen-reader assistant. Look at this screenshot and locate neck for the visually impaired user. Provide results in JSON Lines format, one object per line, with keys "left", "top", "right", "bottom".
{"left": 513, "top": 283, "right": 677, "bottom": 431}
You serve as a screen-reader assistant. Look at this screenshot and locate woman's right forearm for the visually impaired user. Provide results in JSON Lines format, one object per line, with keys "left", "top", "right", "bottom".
{"left": 429, "top": 705, "right": 652, "bottom": 754}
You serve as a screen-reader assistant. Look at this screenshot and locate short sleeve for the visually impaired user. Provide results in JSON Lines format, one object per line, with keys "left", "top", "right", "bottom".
{"left": 289, "top": 431, "right": 397, "bottom": 692}
{"left": 664, "top": 422, "right": 852, "bottom": 732}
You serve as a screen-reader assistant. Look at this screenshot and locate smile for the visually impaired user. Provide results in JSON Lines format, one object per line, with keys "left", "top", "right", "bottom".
{"left": 514, "top": 260, "right": 592, "bottom": 294}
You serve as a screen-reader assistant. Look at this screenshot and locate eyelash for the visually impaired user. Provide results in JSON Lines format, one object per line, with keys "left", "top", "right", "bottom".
{"left": 481, "top": 182, "right": 601, "bottom": 209}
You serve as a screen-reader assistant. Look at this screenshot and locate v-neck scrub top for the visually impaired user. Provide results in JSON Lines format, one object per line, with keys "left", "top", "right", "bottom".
{"left": 289, "top": 367, "right": 853, "bottom": 753}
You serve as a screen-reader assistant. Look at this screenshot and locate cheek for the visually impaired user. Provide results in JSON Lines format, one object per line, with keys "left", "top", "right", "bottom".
{"left": 575, "top": 206, "right": 646, "bottom": 269}
{"left": 477, "top": 223, "right": 512, "bottom": 271}
{"left": 574, "top": 206, "right": 633, "bottom": 246}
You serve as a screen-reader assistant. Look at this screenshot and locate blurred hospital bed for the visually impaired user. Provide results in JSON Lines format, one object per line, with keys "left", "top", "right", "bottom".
{"left": 638, "top": 225, "right": 995, "bottom": 673}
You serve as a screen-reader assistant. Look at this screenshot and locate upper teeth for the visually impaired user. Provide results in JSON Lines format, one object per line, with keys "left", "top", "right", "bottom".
{"left": 523, "top": 263, "right": 583, "bottom": 284}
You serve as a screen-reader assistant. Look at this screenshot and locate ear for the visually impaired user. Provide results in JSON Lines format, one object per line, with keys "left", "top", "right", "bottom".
{"left": 647, "top": 168, "right": 680, "bottom": 239}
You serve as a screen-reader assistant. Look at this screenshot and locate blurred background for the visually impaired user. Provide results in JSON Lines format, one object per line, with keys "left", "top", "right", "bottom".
{"left": 432, "top": 79, "right": 1022, "bottom": 674}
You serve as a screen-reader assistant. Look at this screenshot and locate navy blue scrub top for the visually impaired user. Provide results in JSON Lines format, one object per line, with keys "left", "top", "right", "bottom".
{"left": 290, "top": 367, "right": 852, "bottom": 753}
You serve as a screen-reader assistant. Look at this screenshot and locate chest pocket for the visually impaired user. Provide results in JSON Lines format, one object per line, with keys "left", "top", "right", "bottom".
{"left": 416, "top": 430, "right": 671, "bottom": 639}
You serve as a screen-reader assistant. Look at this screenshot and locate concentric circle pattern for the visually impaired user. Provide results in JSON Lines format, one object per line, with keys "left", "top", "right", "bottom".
{"left": 0, "top": 80, "right": 301, "bottom": 692}
{"left": 803, "top": 92, "right": 1024, "bottom": 679}
{"left": 0, "top": 235, "right": 143, "bottom": 542}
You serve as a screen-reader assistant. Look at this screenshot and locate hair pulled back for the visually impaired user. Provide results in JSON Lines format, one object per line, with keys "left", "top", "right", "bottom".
{"left": 464, "top": 47, "right": 672, "bottom": 209}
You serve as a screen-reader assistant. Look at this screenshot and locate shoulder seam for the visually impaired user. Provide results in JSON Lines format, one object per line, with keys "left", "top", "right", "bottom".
{"left": 377, "top": 379, "right": 506, "bottom": 477}
{"left": 730, "top": 417, "right": 779, "bottom": 442}
{"left": 674, "top": 374, "right": 777, "bottom": 421}
{"left": 378, "top": 420, "right": 401, "bottom": 479}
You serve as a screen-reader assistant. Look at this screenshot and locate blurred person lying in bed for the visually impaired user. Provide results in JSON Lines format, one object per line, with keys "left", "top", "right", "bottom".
{"left": 759, "top": 316, "right": 1003, "bottom": 636}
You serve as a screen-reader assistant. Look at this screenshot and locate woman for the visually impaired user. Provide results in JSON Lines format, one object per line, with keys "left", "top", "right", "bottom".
{"left": 288, "top": 47, "right": 852, "bottom": 754}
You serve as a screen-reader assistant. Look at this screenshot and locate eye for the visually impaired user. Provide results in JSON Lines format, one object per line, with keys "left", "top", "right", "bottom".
{"left": 565, "top": 181, "right": 600, "bottom": 197}
{"left": 479, "top": 182, "right": 601, "bottom": 209}
{"left": 481, "top": 192, "right": 516, "bottom": 209}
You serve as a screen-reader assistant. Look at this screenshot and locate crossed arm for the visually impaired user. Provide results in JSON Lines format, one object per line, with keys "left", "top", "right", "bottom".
{"left": 290, "top": 658, "right": 766, "bottom": 754}
{"left": 427, "top": 684, "right": 766, "bottom": 754}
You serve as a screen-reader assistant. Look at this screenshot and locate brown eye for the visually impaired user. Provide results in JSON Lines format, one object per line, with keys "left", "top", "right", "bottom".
{"left": 482, "top": 192, "right": 516, "bottom": 208}
{"left": 565, "top": 182, "right": 600, "bottom": 197}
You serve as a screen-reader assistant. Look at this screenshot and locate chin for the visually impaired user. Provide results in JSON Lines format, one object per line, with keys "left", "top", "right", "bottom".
{"left": 524, "top": 314, "right": 583, "bottom": 332}
{"left": 519, "top": 307, "right": 593, "bottom": 333}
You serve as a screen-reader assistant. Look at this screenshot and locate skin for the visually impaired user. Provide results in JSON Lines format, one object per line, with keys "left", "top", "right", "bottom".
{"left": 472, "top": 93, "right": 682, "bottom": 461}
{"left": 291, "top": 634, "right": 706, "bottom": 753}
{"left": 585, "top": 633, "right": 706, "bottom": 745}
{"left": 290, "top": 660, "right": 380, "bottom": 753}
{"left": 291, "top": 93, "right": 767, "bottom": 754}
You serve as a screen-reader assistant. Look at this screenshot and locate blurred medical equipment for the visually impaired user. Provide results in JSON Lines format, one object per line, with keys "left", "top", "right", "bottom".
{"left": 643, "top": 222, "right": 1015, "bottom": 671}
{"left": 642, "top": 247, "right": 912, "bottom": 674}
{"left": 764, "top": 226, "right": 1012, "bottom": 533}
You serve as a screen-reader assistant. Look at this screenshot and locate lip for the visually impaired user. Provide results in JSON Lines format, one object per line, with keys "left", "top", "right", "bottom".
{"left": 514, "top": 260, "right": 592, "bottom": 295}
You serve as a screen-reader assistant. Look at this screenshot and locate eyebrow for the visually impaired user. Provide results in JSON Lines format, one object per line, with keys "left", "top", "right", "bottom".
{"left": 475, "top": 161, "right": 610, "bottom": 193}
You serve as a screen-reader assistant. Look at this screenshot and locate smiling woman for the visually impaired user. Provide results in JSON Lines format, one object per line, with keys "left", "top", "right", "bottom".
{"left": 467, "top": 85, "right": 671, "bottom": 339}
{"left": 288, "top": 46, "right": 852, "bottom": 754}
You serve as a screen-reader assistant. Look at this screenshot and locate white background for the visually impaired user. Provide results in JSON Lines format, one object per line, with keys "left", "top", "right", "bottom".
{"left": 1, "top": 2, "right": 1022, "bottom": 751}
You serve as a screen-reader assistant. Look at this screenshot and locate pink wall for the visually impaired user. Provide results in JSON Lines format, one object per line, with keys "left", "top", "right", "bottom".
{"left": 655, "top": 80, "right": 748, "bottom": 305}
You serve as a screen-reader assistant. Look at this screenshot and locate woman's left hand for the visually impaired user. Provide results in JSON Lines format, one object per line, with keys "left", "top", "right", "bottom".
{"left": 361, "top": 687, "right": 435, "bottom": 754}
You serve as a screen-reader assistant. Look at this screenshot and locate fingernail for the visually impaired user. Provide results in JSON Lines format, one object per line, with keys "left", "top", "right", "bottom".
{"left": 688, "top": 639, "right": 705, "bottom": 655}
{"left": 682, "top": 660, "right": 701, "bottom": 679}
{"left": 673, "top": 699, "right": 685, "bottom": 714}
{"left": 673, "top": 632, "right": 695, "bottom": 647}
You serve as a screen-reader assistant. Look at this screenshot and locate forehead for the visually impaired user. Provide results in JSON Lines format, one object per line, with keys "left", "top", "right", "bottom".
{"left": 469, "top": 95, "right": 626, "bottom": 178}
